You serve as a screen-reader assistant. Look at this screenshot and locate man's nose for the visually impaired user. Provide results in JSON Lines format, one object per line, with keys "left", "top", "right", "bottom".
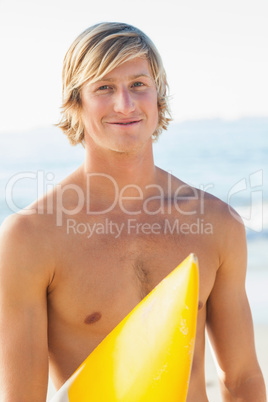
{"left": 113, "top": 87, "right": 136, "bottom": 114}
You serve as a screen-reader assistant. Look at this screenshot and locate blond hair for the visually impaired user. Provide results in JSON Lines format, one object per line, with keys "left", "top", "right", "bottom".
{"left": 57, "top": 22, "right": 172, "bottom": 145}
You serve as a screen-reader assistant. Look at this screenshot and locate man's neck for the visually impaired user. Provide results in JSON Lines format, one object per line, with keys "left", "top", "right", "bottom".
{"left": 79, "top": 139, "right": 158, "bottom": 212}
{"left": 83, "top": 141, "right": 156, "bottom": 187}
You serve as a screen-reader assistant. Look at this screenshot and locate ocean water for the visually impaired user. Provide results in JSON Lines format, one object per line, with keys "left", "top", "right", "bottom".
{"left": 0, "top": 117, "right": 267, "bottom": 324}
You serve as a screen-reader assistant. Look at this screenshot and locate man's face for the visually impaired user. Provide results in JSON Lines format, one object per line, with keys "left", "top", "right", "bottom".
{"left": 80, "top": 57, "right": 159, "bottom": 153}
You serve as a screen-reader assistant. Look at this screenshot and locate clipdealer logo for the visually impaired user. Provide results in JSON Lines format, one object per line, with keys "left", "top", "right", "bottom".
{"left": 5, "top": 171, "right": 210, "bottom": 226}
{"left": 4, "top": 170, "right": 264, "bottom": 233}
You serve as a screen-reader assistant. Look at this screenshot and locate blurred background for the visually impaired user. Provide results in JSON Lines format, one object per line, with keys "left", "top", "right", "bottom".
{"left": 0, "top": 0, "right": 267, "bottom": 399}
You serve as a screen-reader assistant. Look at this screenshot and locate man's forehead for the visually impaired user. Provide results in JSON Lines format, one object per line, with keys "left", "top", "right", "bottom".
{"left": 92, "top": 58, "right": 153, "bottom": 83}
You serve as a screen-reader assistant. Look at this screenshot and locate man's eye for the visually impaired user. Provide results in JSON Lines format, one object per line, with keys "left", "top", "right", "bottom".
{"left": 98, "top": 85, "right": 110, "bottom": 90}
{"left": 132, "top": 82, "right": 144, "bottom": 87}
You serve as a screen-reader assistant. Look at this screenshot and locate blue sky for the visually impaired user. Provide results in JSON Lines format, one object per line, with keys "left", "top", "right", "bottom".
{"left": 0, "top": 0, "right": 267, "bottom": 132}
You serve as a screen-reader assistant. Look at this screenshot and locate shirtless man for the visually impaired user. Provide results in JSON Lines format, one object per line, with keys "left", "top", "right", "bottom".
{"left": 0, "top": 22, "right": 266, "bottom": 401}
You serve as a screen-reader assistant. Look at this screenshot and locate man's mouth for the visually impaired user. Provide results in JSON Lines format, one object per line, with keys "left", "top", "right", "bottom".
{"left": 116, "top": 122, "right": 137, "bottom": 126}
{"left": 108, "top": 120, "right": 142, "bottom": 126}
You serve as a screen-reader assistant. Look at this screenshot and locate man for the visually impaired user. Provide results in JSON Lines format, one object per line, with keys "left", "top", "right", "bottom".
{"left": 0, "top": 22, "right": 266, "bottom": 401}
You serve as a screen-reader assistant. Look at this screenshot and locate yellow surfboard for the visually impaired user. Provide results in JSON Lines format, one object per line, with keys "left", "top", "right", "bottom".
{"left": 51, "top": 254, "right": 199, "bottom": 402}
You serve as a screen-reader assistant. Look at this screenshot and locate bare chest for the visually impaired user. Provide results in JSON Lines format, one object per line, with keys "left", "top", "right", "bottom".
{"left": 48, "top": 214, "right": 218, "bottom": 336}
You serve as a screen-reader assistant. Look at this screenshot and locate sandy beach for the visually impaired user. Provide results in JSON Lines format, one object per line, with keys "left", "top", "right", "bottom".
{"left": 254, "top": 326, "right": 268, "bottom": 390}
{"left": 47, "top": 324, "right": 267, "bottom": 401}
{"left": 205, "top": 325, "right": 268, "bottom": 401}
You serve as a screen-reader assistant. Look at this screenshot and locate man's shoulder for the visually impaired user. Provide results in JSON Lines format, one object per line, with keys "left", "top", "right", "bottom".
{"left": 197, "top": 190, "right": 247, "bottom": 260}
{"left": 195, "top": 186, "right": 245, "bottom": 234}
{"left": 200, "top": 190, "right": 244, "bottom": 227}
{"left": 1, "top": 212, "right": 37, "bottom": 240}
{"left": 0, "top": 166, "right": 84, "bottom": 250}
{"left": 1, "top": 209, "right": 52, "bottom": 239}
{"left": 0, "top": 211, "right": 56, "bottom": 269}
{"left": 160, "top": 168, "right": 245, "bottom": 230}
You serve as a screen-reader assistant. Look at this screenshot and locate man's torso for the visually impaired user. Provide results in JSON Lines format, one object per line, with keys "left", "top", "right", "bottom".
{"left": 37, "top": 169, "right": 225, "bottom": 401}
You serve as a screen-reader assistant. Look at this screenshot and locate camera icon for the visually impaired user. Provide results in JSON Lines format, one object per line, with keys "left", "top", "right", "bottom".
{"left": 227, "top": 170, "right": 263, "bottom": 232}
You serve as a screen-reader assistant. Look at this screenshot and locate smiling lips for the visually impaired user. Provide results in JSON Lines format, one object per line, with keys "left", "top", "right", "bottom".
{"left": 107, "top": 119, "right": 142, "bottom": 126}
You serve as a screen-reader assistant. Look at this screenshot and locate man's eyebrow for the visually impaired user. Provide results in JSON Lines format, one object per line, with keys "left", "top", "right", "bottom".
{"left": 95, "top": 73, "right": 153, "bottom": 83}
{"left": 129, "top": 73, "right": 153, "bottom": 80}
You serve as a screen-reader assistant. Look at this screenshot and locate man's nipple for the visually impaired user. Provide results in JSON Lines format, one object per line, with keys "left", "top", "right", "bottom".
{"left": 84, "top": 312, "right": 102, "bottom": 324}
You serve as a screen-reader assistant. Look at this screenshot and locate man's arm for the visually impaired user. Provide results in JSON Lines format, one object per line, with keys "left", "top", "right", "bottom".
{"left": 206, "top": 207, "right": 266, "bottom": 401}
{"left": 0, "top": 214, "right": 55, "bottom": 402}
